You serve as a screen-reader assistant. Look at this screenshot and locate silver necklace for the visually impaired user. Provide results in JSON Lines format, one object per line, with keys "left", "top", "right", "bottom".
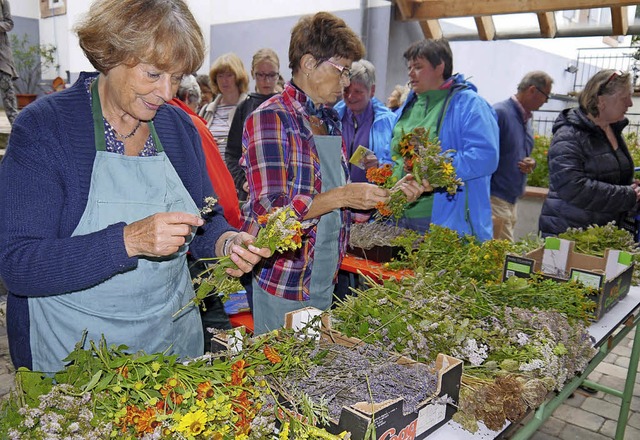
{"left": 108, "top": 119, "right": 142, "bottom": 140}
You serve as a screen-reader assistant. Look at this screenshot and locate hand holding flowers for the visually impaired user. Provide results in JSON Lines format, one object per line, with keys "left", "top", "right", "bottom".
{"left": 398, "top": 127, "right": 463, "bottom": 196}
{"left": 180, "top": 206, "right": 303, "bottom": 314}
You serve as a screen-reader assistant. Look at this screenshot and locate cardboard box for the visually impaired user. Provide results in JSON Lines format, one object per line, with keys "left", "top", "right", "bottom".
{"left": 503, "top": 237, "right": 634, "bottom": 321}
{"left": 348, "top": 245, "right": 402, "bottom": 263}
{"left": 283, "top": 308, "right": 463, "bottom": 440}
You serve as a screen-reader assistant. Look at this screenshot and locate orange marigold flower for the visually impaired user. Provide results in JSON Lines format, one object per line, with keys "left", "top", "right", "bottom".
{"left": 263, "top": 345, "right": 282, "bottom": 364}
{"left": 257, "top": 214, "right": 270, "bottom": 225}
{"left": 136, "top": 407, "right": 158, "bottom": 434}
{"left": 375, "top": 202, "right": 392, "bottom": 217}
{"left": 231, "top": 359, "right": 246, "bottom": 385}
{"left": 196, "top": 381, "right": 215, "bottom": 400}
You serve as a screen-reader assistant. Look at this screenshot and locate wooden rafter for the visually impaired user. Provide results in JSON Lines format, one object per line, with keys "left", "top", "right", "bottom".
{"left": 474, "top": 16, "right": 496, "bottom": 41}
{"left": 395, "top": 0, "right": 637, "bottom": 41}
{"left": 419, "top": 20, "right": 443, "bottom": 39}
{"left": 610, "top": 6, "right": 629, "bottom": 35}
{"left": 536, "top": 11, "right": 557, "bottom": 38}
{"left": 406, "top": 0, "right": 639, "bottom": 20}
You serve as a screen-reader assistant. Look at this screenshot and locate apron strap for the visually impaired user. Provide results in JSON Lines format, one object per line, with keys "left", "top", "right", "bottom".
{"left": 90, "top": 77, "right": 163, "bottom": 153}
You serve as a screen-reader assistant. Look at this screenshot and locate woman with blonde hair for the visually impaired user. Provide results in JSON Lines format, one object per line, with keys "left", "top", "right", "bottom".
{"left": 539, "top": 69, "right": 637, "bottom": 236}
{"left": 227, "top": 48, "right": 281, "bottom": 201}
{"left": 200, "top": 52, "right": 249, "bottom": 158}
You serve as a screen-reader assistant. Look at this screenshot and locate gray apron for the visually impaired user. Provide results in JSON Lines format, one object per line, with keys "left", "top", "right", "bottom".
{"left": 28, "top": 79, "right": 202, "bottom": 373}
{"left": 252, "top": 134, "right": 345, "bottom": 334}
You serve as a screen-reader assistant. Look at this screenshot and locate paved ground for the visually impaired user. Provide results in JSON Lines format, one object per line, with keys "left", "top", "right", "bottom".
{"left": 1, "top": 109, "right": 640, "bottom": 439}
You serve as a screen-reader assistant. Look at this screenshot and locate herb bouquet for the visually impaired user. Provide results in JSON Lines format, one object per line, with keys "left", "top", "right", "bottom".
{"left": 366, "top": 127, "right": 463, "bottom": 219}
{"left": 398, "top": 127, "right": 462, "bottom": 195}
{"left": 179, "top": 205, "right": 303, "bottom": 314}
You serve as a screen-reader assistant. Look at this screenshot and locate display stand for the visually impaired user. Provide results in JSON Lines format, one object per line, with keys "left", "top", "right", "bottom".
{"left": 422, "top": 287, "right": 640, "bottom": 440}
{"left": 340, "top": 254, "right": 640, "bottom": 439}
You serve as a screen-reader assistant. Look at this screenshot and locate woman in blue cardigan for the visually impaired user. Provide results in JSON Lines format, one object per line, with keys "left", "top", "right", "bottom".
{"left": 0, "top": 0, "right": 269, "bottom": 373}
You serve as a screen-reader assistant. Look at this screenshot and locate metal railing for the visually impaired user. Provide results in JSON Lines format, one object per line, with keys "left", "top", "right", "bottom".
{"left": 573, "top": 46, "right": 640, "bottom": 91}
{"left": 533, "top": 110, "right": 640, "bottom": 138}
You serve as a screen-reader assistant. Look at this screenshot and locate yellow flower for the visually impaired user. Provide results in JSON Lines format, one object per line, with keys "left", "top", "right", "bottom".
{"left": 442, "top": 162, "right": 454, "bottom": 176}
{"left": 176, "top": 409, "right": 208, "bottom": 436}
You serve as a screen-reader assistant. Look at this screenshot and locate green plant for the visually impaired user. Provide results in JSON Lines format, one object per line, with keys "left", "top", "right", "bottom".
{"left": 623, "top": 131, "right": 640, "bottom": 180}
{"left": 527, "top": 135, "right": 550, "bottom": 188}
{"left": 10, "top": 33, "right": 57, "bottom": 95}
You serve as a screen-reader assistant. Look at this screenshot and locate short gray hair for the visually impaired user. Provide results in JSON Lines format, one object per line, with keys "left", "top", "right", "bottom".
{"left": 517, "top": 71, "right": 553, "bottom": 93}
{"left": 176, "top": 74, "right": 201, "bottom": 107}
{"left": 349, "top": 59, "right": 376, "bottom": 89}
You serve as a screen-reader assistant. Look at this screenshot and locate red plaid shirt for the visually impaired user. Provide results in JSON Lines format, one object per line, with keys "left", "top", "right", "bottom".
{"left": 240, "top": 82, "right": 351, "bottom": 300}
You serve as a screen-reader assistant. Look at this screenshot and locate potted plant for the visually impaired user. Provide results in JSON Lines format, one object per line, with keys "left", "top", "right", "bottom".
{"left": 10, "top": 33, "right": 57, "bottom": 108}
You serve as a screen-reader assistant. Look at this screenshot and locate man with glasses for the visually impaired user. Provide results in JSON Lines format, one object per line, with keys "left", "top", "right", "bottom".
{"left": 491, "top": 71, "right": 554, "bottom": 241}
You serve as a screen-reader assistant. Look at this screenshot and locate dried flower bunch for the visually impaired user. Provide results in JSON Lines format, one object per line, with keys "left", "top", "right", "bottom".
{"left": 397, "top": 127, "right": 463, "bottom": 195}
{"left": 269, "top": 338, "right": 439, "bottom": 421}
{"left": 348, "top": 222, "right": 417, "bottom": 250}
{"left": 178, "top": 206, "right": 304, "bottom": 315}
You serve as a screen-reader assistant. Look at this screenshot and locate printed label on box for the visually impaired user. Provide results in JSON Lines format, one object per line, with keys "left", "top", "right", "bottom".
{"left": 570, "top": 269, "right": 603, "bottom": 289}
{"left": 503, "top": 255, "right": 535, "bottom": 281}
{"left": 416, "top": 396, "right": 447, "bottom": 434}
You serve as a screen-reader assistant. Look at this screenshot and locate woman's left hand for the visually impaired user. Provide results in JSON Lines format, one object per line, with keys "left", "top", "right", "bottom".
{"left": 394, "top": 174, "right": 432, "bottom": 203}
{"left": 221, "top": 232, "right": 272, "bottom": 277}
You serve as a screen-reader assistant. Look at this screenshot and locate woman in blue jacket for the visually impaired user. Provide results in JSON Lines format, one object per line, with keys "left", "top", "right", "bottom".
{"left": 392, "top": 38, "right": 499, "bottom": 241}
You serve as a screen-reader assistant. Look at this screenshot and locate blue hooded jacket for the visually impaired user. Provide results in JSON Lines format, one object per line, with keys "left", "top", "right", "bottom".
{"left": 395, "top": 74, "right": 499, "bottom": 241}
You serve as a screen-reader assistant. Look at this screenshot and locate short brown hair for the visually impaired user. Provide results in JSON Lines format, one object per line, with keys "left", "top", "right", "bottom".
{"left": 288, "top": 11, "right": 365, "bottom": 74}
{"left": 579, "top": 69, "right": 631, "bottom": 117}
{"left": 75, "top": 0, "right": 204, "bottom": 75}
{"left": 208, "top": 53, "right": 249, "bottom": 95}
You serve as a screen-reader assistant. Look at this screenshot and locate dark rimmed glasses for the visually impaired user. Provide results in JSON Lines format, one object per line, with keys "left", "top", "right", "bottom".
{"left": 324, "top": 59, "right": 351, "bottom": 81}
{"left": 599, "top": 69, "right": 624, "bottom": 94}
{"left": 255, "top": 72, "right": 279, "bottom": 81}
{"left": 535, "top": 86, "right": 550, "bottom": 101}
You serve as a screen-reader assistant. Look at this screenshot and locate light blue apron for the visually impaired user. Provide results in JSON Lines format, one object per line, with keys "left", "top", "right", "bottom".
{"left": 28, "top": 79, "right": 202, "bottom": 373}
{"left": 252, "top": 135, "right": 345, "bottom": 334}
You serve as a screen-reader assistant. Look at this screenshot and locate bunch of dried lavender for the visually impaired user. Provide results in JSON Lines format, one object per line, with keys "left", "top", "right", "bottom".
{"left": 348, "top": 222, "right": 417, "bottom": 250}
{"left": 269, "top": 341, "right": 439, "bottom": 421}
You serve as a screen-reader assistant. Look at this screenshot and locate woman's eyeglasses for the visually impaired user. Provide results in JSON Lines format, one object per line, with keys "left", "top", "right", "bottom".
{"left": 255, "top": 72, "right": 278, "bottom": 81}
{"left": 599, "top": 70, "right": 624, "bottom": 94}
{"left": 324, "top": 59, "right": 351, "bottom": 80}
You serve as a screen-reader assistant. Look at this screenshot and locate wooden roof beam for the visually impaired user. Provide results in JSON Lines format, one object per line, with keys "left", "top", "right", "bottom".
{"left": 395, "top": 0, "right": 414, "bottom": 20}
{"left": 537, "top": 11, "right": 557, "bottom": 38}
{"left": 420, "top": 19, "right": 443, "bottom": 39}
{"left": 408, "top": 0, "right": 640, "bottom": 20}
{"left": 474, "top": 16, "right": 496, "bottom": 41}
{"left": 610, "top": 6, "right": 629, "bottom": 35}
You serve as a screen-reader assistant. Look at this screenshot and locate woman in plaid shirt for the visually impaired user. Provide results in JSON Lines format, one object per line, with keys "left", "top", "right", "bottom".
{"left": 241, "top": 12, "right": 427, "bottom": 334}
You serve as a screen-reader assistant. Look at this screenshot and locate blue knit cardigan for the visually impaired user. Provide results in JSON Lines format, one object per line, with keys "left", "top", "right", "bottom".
{"left": 0, "top": 72, "right": 234, "bottom": 368}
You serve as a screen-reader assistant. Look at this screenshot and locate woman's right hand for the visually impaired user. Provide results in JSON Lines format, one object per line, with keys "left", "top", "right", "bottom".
{"left": 632, "top": 183, "right": 640, "bottom": 202}
{"left": 123, "top": 212, "right": 204, "bottom": 257}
